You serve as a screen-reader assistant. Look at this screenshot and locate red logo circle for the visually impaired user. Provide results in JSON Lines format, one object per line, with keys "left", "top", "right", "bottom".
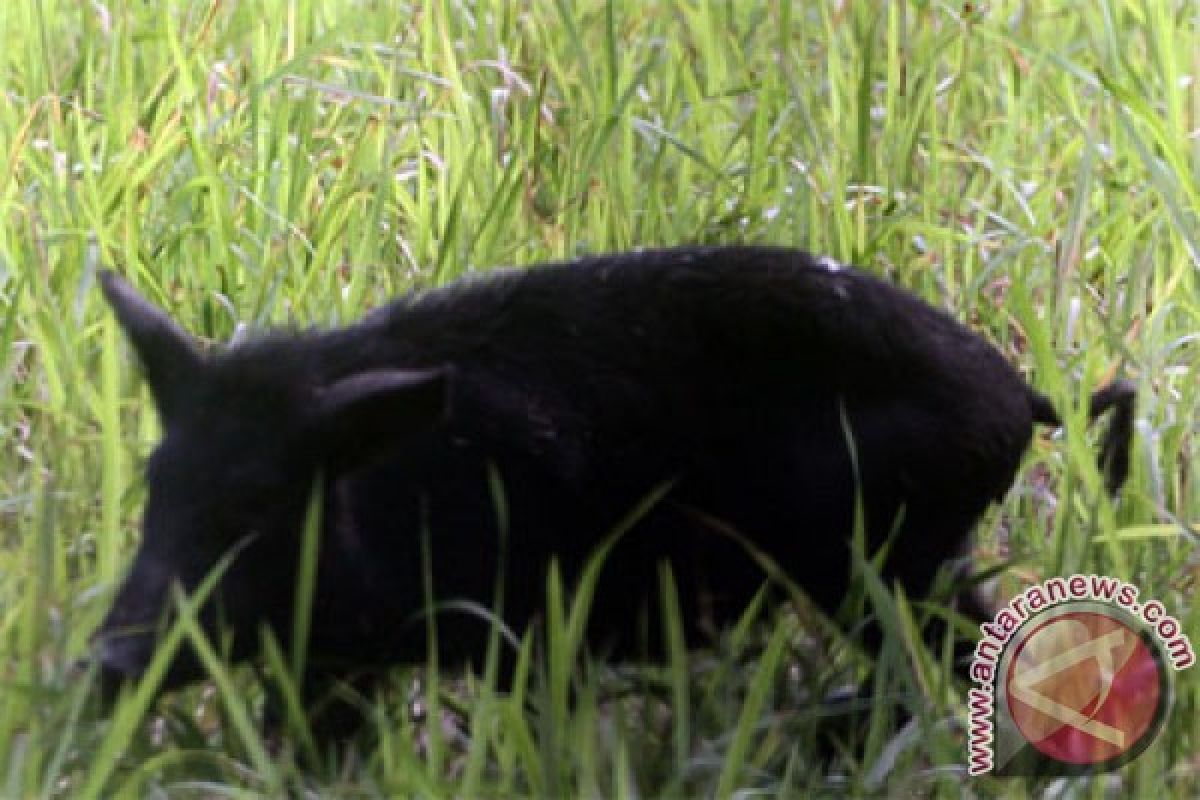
{"left": 1005, "top": 610, "right": 1163, "bottom": 765}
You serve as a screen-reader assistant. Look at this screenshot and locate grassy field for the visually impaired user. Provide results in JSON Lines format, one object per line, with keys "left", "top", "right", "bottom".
{"left": 0, "top": 0, "right": 1196, "bottom": 796}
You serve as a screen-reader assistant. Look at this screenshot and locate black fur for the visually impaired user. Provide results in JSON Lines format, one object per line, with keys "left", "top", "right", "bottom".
{"left": 93, "top": 246, "right": 1135, "bottom": 703}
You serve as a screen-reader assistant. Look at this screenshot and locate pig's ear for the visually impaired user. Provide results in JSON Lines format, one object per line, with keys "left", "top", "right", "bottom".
{"left": 309, "top": 367, "right": 451, "bottom": 468}
{"left": 100, "top": 271, "right": 202, "bottom": 421}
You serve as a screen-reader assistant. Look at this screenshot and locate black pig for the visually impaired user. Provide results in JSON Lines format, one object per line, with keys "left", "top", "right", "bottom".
{"left": 93, "top": 246, "right": 1134, "bottom": 701}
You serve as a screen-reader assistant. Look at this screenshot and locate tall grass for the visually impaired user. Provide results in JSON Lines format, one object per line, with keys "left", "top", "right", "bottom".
{"left": 0, "top": 1, "right": 1195, "bottom": 796}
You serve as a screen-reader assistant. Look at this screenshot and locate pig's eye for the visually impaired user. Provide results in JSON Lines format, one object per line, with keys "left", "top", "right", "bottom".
{"left": 220, "top": 455, "right": 304, "bottom": 502}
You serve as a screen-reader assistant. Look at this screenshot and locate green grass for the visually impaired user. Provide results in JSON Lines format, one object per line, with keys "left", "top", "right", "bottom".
{"left": 0, "top": 0, "right": 1196, "bottom": 796}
